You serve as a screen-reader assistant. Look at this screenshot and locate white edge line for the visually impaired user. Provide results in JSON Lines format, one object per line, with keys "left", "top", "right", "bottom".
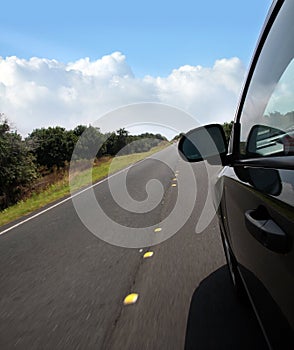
{"left": 0, "top": 158, "right": 148, "bottom": 236}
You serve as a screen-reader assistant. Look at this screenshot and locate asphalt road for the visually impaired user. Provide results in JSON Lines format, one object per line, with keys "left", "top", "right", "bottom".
{"left": 0, "top": 145, "right": 267, "bottom": 349}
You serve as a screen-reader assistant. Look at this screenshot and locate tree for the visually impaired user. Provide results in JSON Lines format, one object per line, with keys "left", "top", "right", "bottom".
{"left": 222, "top": 121, "right": 234, "bottom": 142}
{"left": 73, "top": 125, "right": 87, "bottom": 137}
{"left": 116, "top": 128, "right": 129, "bottom": 153}
{"left": 172, "top": 133, "right": 184, "bottom": 141}
{"left": 0, "top": 116, "right": 37, "bottom": 209}
{"left": 28, "top": 127, "right": 78, "bottom": 169}
{"left": 104, "top": 132, "right": 118, "bottom": 156}
{"left": 72, "top": 126, "right": 106, "bottom": 160}
{"left": 104, "top": 128, "right": 129, "bottom": 156}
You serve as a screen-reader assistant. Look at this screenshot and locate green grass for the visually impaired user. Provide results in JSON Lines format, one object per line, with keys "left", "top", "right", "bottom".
{"left": 0, "top": 143, "right": 170, "bottom": 227}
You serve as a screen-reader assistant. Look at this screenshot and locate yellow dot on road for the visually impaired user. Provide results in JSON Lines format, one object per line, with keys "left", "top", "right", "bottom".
{"left": 172, "top": 178, "right": 177, "bottom": 181}
{"left": 171, "top": 184, "right": 177, "bottom": 187}
{"left": 143, "top": 251, "right": 154, "bottom": 258}
{"left": 123, "top": 293, "right": 139, "bottom": 305}
{"left": 154, "top": 227, "right": 162, "bottom": 232}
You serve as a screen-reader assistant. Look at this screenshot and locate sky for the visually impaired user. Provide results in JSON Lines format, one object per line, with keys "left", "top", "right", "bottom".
{"left": 0, "top": 0, "right": 273, "bottom": 137}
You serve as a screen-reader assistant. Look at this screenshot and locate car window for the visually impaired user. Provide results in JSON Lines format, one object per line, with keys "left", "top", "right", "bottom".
{"left": 239, "top": 1, "right": 294, "bottom": 159}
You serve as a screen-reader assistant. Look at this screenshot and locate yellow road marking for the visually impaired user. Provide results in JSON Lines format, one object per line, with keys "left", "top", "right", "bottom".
{"left": 123, "top": 293, "right": 139, "bottom": 305}
{"left": 154, "top": 227, "right": 162, "bottom": 232}
{"left": 172, "top": 178, "right": 177, "bottom": 181}
{"left": 171, "top": 184, "right": 177, "bottom": 187}
{"left": 143, "top": 251, "right": 154, "bottom": 258}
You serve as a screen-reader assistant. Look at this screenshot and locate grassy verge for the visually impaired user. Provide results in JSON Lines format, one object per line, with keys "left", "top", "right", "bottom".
{"left": 0, "top": 143, "right": 170, "bottom": 227}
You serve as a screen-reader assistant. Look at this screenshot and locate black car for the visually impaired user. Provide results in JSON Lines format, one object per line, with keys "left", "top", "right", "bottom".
{"left": 178, "top": 0, "right": 294, "bottom": 348}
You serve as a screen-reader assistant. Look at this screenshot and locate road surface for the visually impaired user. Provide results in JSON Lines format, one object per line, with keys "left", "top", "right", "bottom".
{"left": 0, "top": 145, "right": 267, "bottom": 349}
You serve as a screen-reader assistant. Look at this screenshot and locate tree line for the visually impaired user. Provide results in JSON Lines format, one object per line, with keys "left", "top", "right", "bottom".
{"left": 0, "top": 115, "right": 234, "bottom": 211}
{"left": 0, "top": 115, "right": 167, "bottom": 210}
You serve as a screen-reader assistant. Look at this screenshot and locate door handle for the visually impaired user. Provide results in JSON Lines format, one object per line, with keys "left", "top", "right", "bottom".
{"left": 245, "top": 207, "right": 289, "bottom": 253}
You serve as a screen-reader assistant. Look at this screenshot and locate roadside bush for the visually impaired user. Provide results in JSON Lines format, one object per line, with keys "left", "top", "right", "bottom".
{"left": 0, "top": 116, "right": 38, "bottom": 210}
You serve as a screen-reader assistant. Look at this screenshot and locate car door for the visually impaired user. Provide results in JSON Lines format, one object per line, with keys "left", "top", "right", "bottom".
{"left": 222, "top": 0, "right": 294, "bottom": 348}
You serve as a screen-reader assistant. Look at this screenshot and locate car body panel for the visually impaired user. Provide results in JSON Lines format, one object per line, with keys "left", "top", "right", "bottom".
{"left": 220, "top": 165, "right": 294, "bottom": 348}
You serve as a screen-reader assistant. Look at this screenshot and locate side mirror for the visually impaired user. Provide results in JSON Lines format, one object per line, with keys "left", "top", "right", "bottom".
{"left": 178, "top": 124, "right": 228, "bottom": 164}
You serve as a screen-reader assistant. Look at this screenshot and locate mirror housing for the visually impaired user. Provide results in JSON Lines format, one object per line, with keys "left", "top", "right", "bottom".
{"left": 178, "top": 124, "right": 228, "bottom": 165}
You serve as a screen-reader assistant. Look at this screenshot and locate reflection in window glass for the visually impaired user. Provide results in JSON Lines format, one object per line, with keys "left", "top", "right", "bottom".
{"left": 263, "top": 59, "right": 294, "bottom": 132}
{"left": 239, "top": 1, "right": 294, "bottom": 158}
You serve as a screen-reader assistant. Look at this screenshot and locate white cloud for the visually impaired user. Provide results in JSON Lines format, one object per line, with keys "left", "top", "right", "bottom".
{"left": 146, "top": 57, "right": 244, "bottom": 122}
{"left": 67, "top": 52, "right": 134, "bottom": 78}
{"left": 0, "top": 52, "right": 245, "bottom": 136}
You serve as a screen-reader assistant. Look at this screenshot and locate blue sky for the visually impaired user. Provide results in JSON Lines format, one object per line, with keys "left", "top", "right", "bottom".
{"left": 1, "top": 0, "right": 271, "bottom": 76}
{"left": 0, "top": 0, "right": 273, "bottom": 136}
